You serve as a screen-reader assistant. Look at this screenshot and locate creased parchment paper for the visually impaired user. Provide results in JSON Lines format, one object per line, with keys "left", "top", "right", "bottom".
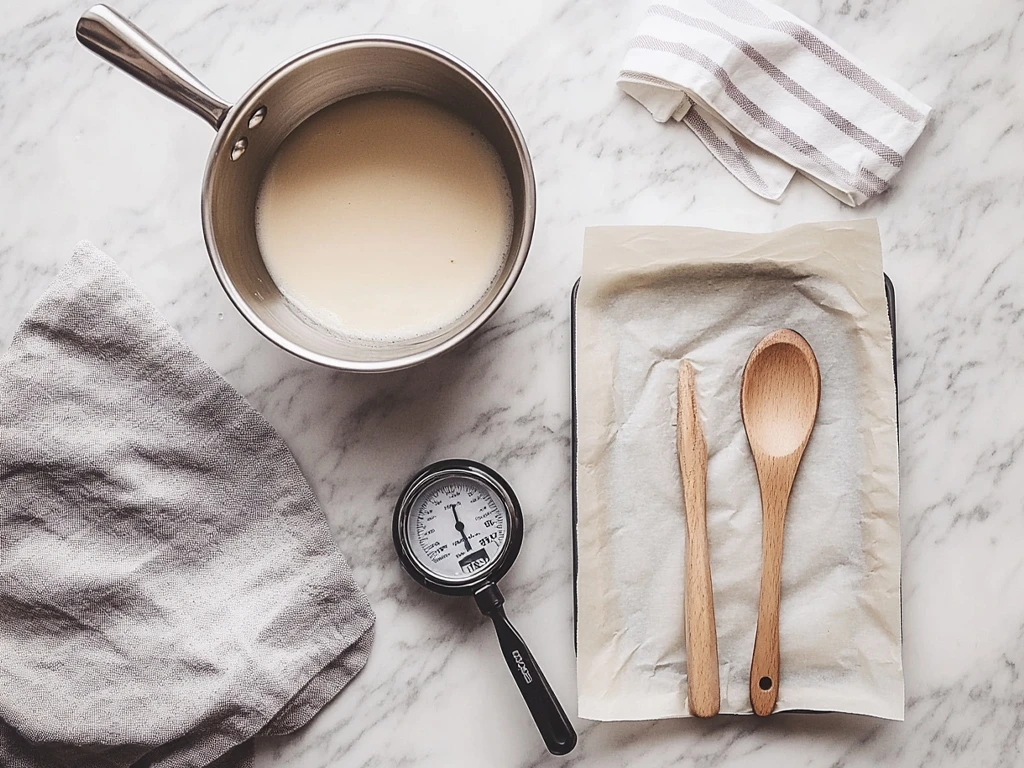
{"left": 575, "top": 220, "right": 902, "bottom": 721}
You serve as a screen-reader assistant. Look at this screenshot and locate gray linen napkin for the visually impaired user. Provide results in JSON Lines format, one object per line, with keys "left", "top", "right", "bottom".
{"left": 0, "top": 243, "right": 375, "bottom": 768}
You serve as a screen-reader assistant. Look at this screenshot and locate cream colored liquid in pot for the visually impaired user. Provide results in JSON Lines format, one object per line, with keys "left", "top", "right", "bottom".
{"left": 255, "top": 92, "right": 514, "bottom": 341}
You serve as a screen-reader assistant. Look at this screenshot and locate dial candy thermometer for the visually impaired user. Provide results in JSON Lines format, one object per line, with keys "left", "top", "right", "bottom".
{"left": 404, "top": 468, "right": 512, "bottom": 583}
{"left": 393, "top": 460, "right": 577, "bottom": 755}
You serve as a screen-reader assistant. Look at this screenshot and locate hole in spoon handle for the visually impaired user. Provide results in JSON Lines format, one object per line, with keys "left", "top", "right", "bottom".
{"left": 749, "top": 626, "right": 778, "bottom": 716}
{"left": 750, "top": 618, "right": 780, "bottom": 715}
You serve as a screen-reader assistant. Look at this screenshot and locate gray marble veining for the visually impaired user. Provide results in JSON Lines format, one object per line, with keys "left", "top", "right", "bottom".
{"left": 1, "top": 0, "right": 1022, "bottom": 766}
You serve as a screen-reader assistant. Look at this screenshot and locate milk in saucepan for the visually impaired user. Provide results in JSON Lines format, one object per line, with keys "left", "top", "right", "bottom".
{"left": 255, "top": 92, "right": 514, "bottom": 341}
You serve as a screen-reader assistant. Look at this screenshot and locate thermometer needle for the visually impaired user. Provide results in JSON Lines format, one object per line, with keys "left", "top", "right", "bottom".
{"left": 447, "top": 503, "right": 473, "bottom": 551}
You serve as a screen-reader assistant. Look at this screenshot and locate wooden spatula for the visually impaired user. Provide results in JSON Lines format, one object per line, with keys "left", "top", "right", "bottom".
{"left": 677, "top": 360, "right": 720, "bottom": 717}
{"left": 740, "top": 329, "right": 821, "bottom": 716}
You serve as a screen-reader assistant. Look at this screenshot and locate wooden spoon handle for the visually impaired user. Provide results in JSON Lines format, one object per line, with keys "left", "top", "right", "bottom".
{"left": 750, "top": 506, "right": 785, "bottom": 716}
{"left": 678, "top": 361, "right": 720, "bottom": 717}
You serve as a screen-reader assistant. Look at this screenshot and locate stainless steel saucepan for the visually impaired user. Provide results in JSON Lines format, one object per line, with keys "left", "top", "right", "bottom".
{"left": 76, "top": 5, "right": 536, "bottom": 372}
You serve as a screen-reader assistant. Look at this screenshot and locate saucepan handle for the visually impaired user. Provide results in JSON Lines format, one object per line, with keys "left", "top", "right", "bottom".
{"left": 76, "top": 5, "right": 229, "bottom": 130}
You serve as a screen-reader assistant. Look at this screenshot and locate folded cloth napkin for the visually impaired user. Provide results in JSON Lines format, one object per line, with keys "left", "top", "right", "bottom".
{"left": 618, "top": 1, "right": 932, "bottom": 205}
{"left": 0, "top": 243, "right": 375, "bottom": 768}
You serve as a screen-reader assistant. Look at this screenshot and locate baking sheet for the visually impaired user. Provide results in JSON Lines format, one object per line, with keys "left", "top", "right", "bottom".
{"left": 573, "top": 221, "right": 903, "bottom": 720}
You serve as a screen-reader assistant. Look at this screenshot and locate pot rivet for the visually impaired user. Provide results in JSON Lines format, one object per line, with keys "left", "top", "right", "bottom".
{"left": 230, "top": 137, "right": 247, "bottom": 161}
{"left": 248, "top": 106, "right": 267, "bottom": 129}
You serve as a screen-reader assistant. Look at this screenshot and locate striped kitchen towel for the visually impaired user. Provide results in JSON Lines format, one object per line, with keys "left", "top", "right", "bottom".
{"left": 618, "top": 1, "right": 931, "bottom": 206}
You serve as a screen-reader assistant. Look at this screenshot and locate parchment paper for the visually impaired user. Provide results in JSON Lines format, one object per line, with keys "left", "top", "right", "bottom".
{"left": 575, "top": 220, "right": 902, "bottom": 720}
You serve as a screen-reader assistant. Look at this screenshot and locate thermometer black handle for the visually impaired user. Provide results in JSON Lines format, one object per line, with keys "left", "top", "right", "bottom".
{"left": 475, "top": 584, "right": 577, "bottom": 756}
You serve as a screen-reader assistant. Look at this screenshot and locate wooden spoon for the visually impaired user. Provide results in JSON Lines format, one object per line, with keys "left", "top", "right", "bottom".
{"left": 677, "top": 360, "right": 720, "bottom": 717}
{"left": 740, "top": 329, "right": 820, "bottom": 716}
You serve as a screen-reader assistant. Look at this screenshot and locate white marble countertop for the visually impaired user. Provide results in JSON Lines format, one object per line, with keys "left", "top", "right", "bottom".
{"left": 2, "top": 0, "right": 1022, "bottom": 765}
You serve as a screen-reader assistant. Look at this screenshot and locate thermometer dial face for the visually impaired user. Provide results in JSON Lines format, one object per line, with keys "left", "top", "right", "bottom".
{"left": 405, "top": 475, "right": 510, "bottom": 582}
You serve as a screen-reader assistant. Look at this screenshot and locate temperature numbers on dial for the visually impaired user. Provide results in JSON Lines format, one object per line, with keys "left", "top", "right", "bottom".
{"left": 406, "top": 477, "right": 508, "bottom": 580}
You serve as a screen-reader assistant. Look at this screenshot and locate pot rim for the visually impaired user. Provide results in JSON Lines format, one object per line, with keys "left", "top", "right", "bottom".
{"left": 200, "top": 34, "right": 536, "bottom": 373}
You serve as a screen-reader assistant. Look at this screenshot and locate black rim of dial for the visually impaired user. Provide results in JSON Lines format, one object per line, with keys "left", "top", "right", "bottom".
{"left": 393, "top": 459, "right": 524, "bottom": 597}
